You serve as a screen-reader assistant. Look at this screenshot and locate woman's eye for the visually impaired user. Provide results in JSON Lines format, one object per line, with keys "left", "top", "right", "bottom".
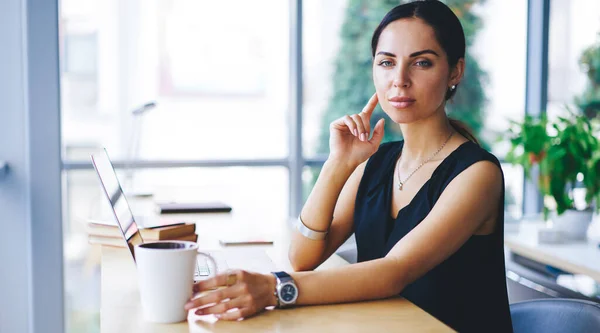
{"left": 415, "top": 60, "right": 432, "bottom": 67}
{"left": 378, "top": 60, "right": 394, "bottom": 67}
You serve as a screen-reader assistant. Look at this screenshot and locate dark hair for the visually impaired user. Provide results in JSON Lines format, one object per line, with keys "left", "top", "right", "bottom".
{"left": 371, "top": 0, "right": 479, "bottom": 144}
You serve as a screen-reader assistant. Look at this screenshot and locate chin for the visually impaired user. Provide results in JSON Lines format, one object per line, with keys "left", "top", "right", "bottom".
{"left": 382, "top": 106, "right": 421, "bottom": 124}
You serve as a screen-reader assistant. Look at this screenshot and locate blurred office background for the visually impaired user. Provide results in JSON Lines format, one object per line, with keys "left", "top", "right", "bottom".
{"left": 56, "top": 0, "right": 600, "bottom": 332}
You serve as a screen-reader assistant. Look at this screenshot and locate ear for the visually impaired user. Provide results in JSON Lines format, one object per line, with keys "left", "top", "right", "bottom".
{"left": 449, "top": 58, "right": 465, "bottom": 87}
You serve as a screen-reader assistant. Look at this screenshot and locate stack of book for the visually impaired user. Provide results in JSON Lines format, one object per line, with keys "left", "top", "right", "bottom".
{"left": 87, "top": 219, "right": 197, "bottom": 248}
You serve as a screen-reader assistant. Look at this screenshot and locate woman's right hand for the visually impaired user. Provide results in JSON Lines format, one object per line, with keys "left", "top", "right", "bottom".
{"left": 329, "top": 93, "right": 385, "bottom": 168}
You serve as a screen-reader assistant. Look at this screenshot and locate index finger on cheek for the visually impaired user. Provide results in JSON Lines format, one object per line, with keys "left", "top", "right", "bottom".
{"left": 361, "top": 93, "right": 379, "bottom": 116}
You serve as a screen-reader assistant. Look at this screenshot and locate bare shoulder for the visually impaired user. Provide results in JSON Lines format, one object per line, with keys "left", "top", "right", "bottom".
{"left": 450, "top": 159, "right": 503, "bottom": 200}
{"left": 443, "top": 159, "right": 503, "bottom": 234}
{"left": 449, "top": 140, "right": 503, "bottom": 196}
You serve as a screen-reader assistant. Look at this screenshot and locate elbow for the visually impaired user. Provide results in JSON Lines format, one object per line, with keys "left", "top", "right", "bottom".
{"left": 290, "top": 261, "right": 313, "bottom": 272}
{"left": 382, "top": 258, "right": 409, "bottom": 297}
{"left": 388, "top": 278, "right": 406, "bottom": 297}
{"left": 379, "top": 277, "right": 405, "bottom": 299}
{"left": 288, "top": 250, "right": 318, "bottom": 272}
{"left": 376, "top": 273, "right": 405, "bottom": 298}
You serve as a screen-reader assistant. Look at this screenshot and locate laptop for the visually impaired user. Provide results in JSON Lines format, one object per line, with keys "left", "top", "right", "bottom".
{"left": 90, "top": 148, "right": 276, "bottom": 281}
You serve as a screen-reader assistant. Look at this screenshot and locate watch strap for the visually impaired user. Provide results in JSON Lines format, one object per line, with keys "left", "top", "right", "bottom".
{"left": 274, "top": 271, "right": 291, "bottom": 281}
{"left": 272, "top": 271, "right": 297, "bottom": 308}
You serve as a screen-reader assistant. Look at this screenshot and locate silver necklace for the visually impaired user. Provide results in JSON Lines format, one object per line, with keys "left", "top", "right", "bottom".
{"left": 396, "top": 131, "right": 454, "bottom": 191}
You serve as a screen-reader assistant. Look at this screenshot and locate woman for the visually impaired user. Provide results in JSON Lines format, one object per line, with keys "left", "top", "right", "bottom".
{"left": 185, "top": 1, "right": 513, "bottom": 331}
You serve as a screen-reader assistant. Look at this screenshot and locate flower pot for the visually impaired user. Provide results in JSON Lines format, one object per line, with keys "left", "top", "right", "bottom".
{"left": 552, "top": 209, "right": 593, "bottom": 241}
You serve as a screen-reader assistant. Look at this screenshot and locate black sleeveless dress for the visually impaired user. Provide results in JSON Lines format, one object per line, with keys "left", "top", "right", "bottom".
{"left": 353, "top": 140, "right": 513, "bottom": 332}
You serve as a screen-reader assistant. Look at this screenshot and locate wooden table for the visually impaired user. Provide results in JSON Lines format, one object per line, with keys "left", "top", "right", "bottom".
{"left": 100, "top": 212, "right": 453, "bottom": 332}
{"left": 505, "top": 222, "right": 600, "bottom": 283}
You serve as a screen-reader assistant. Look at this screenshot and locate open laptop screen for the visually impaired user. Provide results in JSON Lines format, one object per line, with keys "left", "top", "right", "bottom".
{"left": 91, "top": 149, "right": 143, "bottom": 260}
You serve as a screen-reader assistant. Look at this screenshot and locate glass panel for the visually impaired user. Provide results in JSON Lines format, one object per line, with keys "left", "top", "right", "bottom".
{"left": 301, "top": 0, "right": 348, "bottom": 158}
{"left": 502, "top": 163, "right": 524, "bottom": 221}
{"left": 62, "top": 166, "right": 288, "bottom": 332}
{"left": 548, "top": 0, "right": 600, "bottom": 120}
{"left": 60, "top": 0, "right": 289, "bottom": 162}
{"left": 302, "top": 0, "right": 528, "bottom": 159}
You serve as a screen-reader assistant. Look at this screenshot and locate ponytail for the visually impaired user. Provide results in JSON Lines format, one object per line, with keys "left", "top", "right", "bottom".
{"left": 449, "top": 118, "right": 479, "bottom": 145}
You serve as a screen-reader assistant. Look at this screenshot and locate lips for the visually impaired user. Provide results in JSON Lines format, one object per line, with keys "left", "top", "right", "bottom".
{"left": 388, "top": 96, "right": 416, "bottom": 109}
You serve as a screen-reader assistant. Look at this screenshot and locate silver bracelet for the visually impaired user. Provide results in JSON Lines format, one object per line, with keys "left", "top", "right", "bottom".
{"left": 295, "top": 215, "right": 328, "bottom": 240}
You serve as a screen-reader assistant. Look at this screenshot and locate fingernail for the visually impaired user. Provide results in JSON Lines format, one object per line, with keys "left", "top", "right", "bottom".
{"left": 195, "top": 309, "right": 204, "bottom": 316}
{"left": 353, "top": 129, "right": 358, "bottom": 136}
{"left": 361, "top": 133, "right": 366, "bottom": 141}
{"left": 215, "top": 314, "right": 222, "bottom": 319}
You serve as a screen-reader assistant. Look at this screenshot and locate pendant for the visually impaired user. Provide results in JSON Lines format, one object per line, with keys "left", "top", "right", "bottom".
{"left": 398, "top": 182, "right": 404, "bottom": 191}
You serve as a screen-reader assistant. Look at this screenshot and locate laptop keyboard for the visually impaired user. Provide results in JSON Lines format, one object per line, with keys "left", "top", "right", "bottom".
{"left": 194, "top": 252, "right": 229, "bottom": 278}
{"left": 195, "top": 260, "right": 211, "bottom": 277}
{"left": 192, "top": 249, "right": 275, "bottom": 280}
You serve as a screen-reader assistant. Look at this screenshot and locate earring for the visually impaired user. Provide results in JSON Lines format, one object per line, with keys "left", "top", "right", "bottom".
{"left": 451, "top": 85, "right": 456, "bottom": 90}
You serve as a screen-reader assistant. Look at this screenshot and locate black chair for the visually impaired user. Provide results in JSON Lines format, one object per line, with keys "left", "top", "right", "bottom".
{"left": 510, "top": 298, "right": 600, "bottom": 333}
{"left": 505, "top": 253, "right": 599, "bottom": 302}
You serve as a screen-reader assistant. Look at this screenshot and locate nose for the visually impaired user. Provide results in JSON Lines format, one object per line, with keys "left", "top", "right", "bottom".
{"left": 392, "top": 67, "right": 410, "bottom": 88}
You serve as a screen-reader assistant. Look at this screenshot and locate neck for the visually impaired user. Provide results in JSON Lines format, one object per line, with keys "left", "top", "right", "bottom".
{"left": 399, "top": 113, "right": 454, "bottom": 163}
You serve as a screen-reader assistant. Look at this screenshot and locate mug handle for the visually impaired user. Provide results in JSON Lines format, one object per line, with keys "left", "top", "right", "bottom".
{"left": 196, "top": 251, "right": 218, "bottom": 277}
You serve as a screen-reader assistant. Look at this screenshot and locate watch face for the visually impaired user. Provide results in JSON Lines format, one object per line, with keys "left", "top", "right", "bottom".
{"left": 280, "top": 284, "right": 297, "bottom": 303}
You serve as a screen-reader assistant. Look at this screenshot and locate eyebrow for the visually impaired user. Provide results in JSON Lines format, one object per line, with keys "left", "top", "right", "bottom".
{"left": 376, "top": 49, "right": 439, "bottom": 58}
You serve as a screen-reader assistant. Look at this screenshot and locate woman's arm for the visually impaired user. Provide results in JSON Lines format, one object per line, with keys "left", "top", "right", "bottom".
{"left": 288, "top": 158, "right": 366, "bottom": 271}
{"left": 185, "top": 161, "right": 503, "bottom": 320}
{"left": 289, "top": 93, "right": 384, "bottom": 271}
{"left": 291, "top": 160, "right": 503, "bottom": 305}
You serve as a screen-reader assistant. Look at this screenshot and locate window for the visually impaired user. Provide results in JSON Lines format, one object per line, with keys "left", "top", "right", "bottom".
{"left": 158, "top": 1, "right": 268, "bottom": 97}
{"left": 61, "top": 0, "right": 290, "bottom": 162}
{"left": 301, "top": 0, "right": 527, "bottom": 218}
{"left": 60, "top": 5, "right": 99, "bottom": 115}
{"left": 547, "top": 0, "right": 600, "bottom": 120}
{"left": 59, "top": 1, "right": 290, "bottom": 332}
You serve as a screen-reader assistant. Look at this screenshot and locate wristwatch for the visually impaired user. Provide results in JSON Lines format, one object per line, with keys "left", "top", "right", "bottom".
{"left": 272, "top": 271, "right": 298, "bottom": 308}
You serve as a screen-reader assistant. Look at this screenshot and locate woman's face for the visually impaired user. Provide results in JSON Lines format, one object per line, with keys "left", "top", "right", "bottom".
{"left": 373, "top": 18, "right": 462, "bottom": 124}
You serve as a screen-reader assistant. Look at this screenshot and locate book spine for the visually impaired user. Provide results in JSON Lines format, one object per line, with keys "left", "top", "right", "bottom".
{"left": 88, "top": 233, "right": 197, "bottom": 248}
{"left": 150, "top": 224, "right": 196, "bottom": 240}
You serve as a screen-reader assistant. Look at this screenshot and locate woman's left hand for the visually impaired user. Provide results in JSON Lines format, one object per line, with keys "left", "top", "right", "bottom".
{"left": 184, "top": 270, "right": 278, "bottom": 321}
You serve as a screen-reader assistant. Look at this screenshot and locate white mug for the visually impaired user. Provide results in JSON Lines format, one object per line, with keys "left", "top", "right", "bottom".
{"left": 134, "top": 241, "right": 216, "bottom": 323}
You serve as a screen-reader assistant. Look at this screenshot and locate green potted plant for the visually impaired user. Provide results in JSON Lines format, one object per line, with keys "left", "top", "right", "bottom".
{"left": 505, "top": 109, "right": 600, "bottom": 240}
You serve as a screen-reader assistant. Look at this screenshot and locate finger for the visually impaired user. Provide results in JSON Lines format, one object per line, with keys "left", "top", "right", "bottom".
{"left": 351, "top": 114, "right": 367, "bottom": 141}
{"left": 193, "top": 273, "right": 227, "bottom": 292}
{"left": 193, "top": 270, "right": 243, "bottom": 293}
{"left": 358, "top": 112, "right": 371, "bottom": 140}
{"left": 216, "top": 306, "right": 257, "bottom": 321}
{"left": 339, "top": 115, "right": 358, "bottom": 137}
{"left": 369, "top": 118, "right": 385, "bottom": 145}
{"left": 195, "top": 294, "right": 248, "bottom": 316}
{"left": 186, "top": 280, "right": 245, "bottom": 310}
{"left": 186, "top": 287, "right": 227, "bottom": 310}
{"left": 361, "top": 93, "right": 379, "bottom": 116}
